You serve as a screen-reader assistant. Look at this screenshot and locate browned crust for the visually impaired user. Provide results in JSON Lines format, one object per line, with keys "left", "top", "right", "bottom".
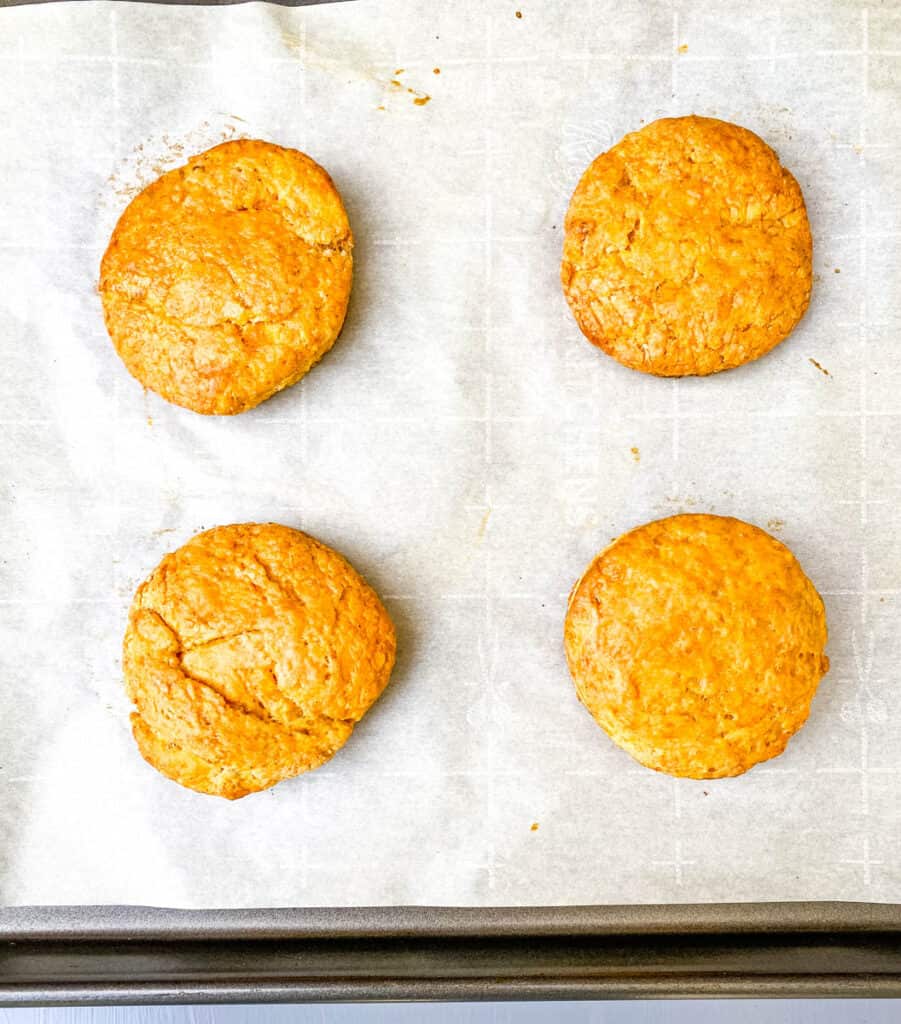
{"left": 561, "top": 116, "right": 812, "bottom": 377}
{"left": 100, "top": 139, "right": 353, "bottom": 415}
{"left": 563, "top": 514, "right": 829, "bottom": 778}
{"left": 123, "top": 523, "right": 396, "bottom": 798}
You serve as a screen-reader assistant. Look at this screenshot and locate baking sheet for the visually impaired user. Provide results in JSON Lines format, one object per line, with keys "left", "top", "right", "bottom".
{"left": 0, "top": 0, "right": 899, "bottom": 909}
{"left": 4, "top": 904, "right": 901, "bottom": 1004}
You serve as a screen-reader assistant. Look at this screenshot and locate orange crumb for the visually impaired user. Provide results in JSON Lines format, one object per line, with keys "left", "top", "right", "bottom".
{"left": 433, "top": 67, "right": 441, "bottom": 74}
{"left": 478, "top": 507, "right": 491, "bottom": 541}
{"left": 413, "top": 95, "right": 431, "bottom": 106}
{"left": 530, "top": 822, "right": 539, "bottom": 831}
{"left": 678, "top": 43, "right": 688, "bottom": 53}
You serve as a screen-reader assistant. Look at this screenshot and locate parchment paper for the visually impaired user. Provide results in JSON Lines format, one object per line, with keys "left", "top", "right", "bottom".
{"left": 1, "top": 0, "right": 899, "bottom": 908}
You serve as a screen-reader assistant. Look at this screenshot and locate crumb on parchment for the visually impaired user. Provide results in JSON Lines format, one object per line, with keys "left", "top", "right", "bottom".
{"left": 387, "top": 79, "right": 431, "bottom": 106}
{"left": 478, "top": 508, "right": 491, "bottom": 541}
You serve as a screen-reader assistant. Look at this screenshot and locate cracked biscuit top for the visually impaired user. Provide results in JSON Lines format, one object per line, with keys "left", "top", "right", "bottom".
{"left": 564, "top": 514, "right": 829, "bottom": 779}
{"left": 123, "top": 523, "right": 396, "bottom": 799}
{"left": 100, "top": 139, "right": 353, "bottom": 414}
{"left": 561, "top": 116, "right": 812, "bottom": 377}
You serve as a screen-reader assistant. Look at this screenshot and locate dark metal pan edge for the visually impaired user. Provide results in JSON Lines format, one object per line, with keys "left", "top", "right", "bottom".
{"left": 0, "top": 1, "right": 345, "bottom": 8}
{"left": 4, "top": 977, "right": 901, "bottom": 1006}
{"left": 2, "top": 901, "right": 900, "bottom": 941}
{"left": 2, "top": 903, "right": 900, "bottom": 1004}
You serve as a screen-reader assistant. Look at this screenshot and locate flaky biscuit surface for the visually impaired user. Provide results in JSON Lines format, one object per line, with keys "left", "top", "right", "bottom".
{"left": 561, "top": 116, "right": 812, "bottom": 376}
{"left": 123, "top": 523, "right": 395, "bottom": 799}
{"left": 564, "top": 514, "right": 829, "bottom": 778}
{"left": 100, "top": 139, "right": 353, "bottom": 414}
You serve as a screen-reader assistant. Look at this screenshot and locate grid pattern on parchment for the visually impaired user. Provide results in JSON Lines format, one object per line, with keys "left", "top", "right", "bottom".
{"left": 0, "top": 0, "right": 898, "bottom": 908}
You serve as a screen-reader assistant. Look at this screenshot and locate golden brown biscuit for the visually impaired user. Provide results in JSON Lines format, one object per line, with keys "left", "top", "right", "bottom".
{"left": 100, "top": 139, "right": 353, "bottom": 414}
{"left": 561, "top": 116, "right": 812, "bottom": 376}
{"left": 123, "top": 523, "right": 395, "bottom": 799}
{"left": 564, "top": 514, "right": 829, "bottom": 778}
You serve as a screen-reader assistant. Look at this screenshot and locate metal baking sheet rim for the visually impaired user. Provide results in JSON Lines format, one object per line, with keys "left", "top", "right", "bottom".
{"left": 2, "top": 902, "right": 900, "bottom": 1003}
{"left": 0, "top": 1, "right": 341, "bottom": 8}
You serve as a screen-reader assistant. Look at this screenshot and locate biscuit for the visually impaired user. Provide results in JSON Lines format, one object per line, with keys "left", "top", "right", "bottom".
{"left": 100, "top": 139, "right": 353, "bottom": 415}
{"left": 563, "top": 514, "right": 829, "bottom": 778}
{"left": 561, "top": 116, "right": 812, "bottom": 376}
{"left": 123, "top": 523, "right": 395, "bottom": 799}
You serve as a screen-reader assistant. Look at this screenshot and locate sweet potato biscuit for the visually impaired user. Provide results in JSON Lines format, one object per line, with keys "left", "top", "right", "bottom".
{"left": 100, "top": 139, "right": 353, "bottom": 414}
{"left": 123, "top": 523, "right": 395, "bottom": 799}
{"left": 561, "top": 116, "right": 812, "bottom": 376}
{"left": 564, "top": 514, "right": 829, "bottom": 778}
